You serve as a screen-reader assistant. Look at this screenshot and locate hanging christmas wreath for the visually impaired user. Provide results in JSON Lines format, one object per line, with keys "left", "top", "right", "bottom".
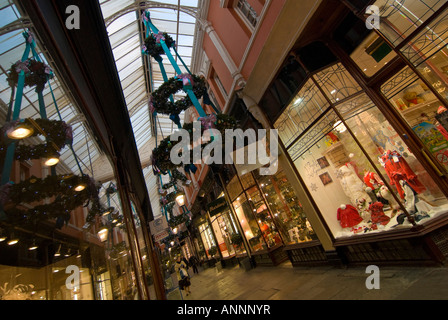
{"left": 0, "top": 174, "right": 98, "bottom": 226}
{"left": 149, "top": 74, "right": 207, "bottom": 119}
{"left": 143, "top": 32, "right": 175, "bottom": 59}
{"left": 7, "top": 58, "right": 54, "bottom": 92}
{"left": 151, "top": 113, "right": 239, "bottom": 174}
{"left": 0, "top": 118, "right": 73, "bottom": 162}
{"left": 168, "top": 213, "right": 189, "bottom": 228}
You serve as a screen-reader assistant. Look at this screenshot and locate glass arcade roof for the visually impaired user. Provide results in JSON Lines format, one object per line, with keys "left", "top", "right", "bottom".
{"left": 0, "top": 0, "right": 203, "bottom": 219}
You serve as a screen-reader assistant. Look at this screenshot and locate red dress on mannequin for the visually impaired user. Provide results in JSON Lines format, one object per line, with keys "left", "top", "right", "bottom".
{"left": 337, "top": 204, "right": 363, "bottom": 228}
{"left": 368, "top": 202, "right": 390, "bottom": 226}
{"left": 380, "top": 150, "right": 425, "bottom": 199}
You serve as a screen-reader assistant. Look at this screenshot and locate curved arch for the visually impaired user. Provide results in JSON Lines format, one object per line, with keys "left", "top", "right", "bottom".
{"left": 104, "top": 2, "right": 199, "bottom": 28}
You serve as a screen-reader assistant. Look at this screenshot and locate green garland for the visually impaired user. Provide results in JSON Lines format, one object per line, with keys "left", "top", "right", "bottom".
{"left": 2, "top": 174, "right": 98, "bottom": 226}
{"left": 7, "top": 58, "right": 54, "bottom": 92}
{"left": 168, "top": 213, "right": 189, "bottom": 228}
{"left": 149, "top": 75, "right": 207, "bottom": 117}
{"left": 0, "top": 118, "right": 73, "bottom": 162}
{"left": 151, "top": 114, "right": 238, "bottom": 174}
{"left": 143, "top": 32, "right": 175, "bottom": 59}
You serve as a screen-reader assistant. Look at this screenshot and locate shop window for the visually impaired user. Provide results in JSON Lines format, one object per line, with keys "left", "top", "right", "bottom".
{"left": 232, "top": 194, "right": 267, "bottom": 252}
{"left": 314, "top": 63, "right": 362, "bottom": 103}
{"left": 254, "top": 169, "right": 318, "bottom": 245}
{"left": 370, "top": 0, "right": 446, "bottom": 47}
{"left": 350, "top": 32, "right": 397, "bottom": 77}
{"left": 276, "top": 62, "right": 448, "bottom": 239}
{"left": 381, "top": 66, "right": 448, "bottom": 173}
{"left": 274, "top": 79, "right": 330, "bottom": 147}
{"left": 198, "top": 222, "right": 216, "bottom": 259}
{"left": 210, "top": 211, "right": 238, "bottom": 257}
{"left": 398, "top": 8, "right": 448, "bottom": 103}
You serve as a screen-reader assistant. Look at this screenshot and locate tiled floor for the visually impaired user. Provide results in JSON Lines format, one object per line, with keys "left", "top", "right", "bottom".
{"left": 171, "top": 261, "right": 448, "bottom": 300}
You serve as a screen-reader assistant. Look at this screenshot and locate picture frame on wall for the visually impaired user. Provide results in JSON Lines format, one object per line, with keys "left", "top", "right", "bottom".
{"left": 317, "top": 156, "right": 330, "bottom": 169}
{"left": 319, "top": 172, "right": 333, "bottom": 186}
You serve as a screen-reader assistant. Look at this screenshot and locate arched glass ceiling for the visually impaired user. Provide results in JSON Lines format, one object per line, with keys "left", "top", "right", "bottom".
{"left": 0, "top": 0, "right": 109, "bottom": 179}
{"left": 99, "top": 0, "right": 201, "bottom": 218}
{"left": 99, "top": 0, "right": 200, "bottom": 151}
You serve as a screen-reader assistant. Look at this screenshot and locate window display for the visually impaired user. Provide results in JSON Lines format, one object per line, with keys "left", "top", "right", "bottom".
{"left": 255, "top": 170, "right": 317, "bottom": 244}
{"left": 275, "top": 62, "right": 448, "bottom": 239}
{"left": 198, "top": 222, "right": 216, "bottom": 259}
{"left": 232, "top": 195, "right": 266, "bottom": 252}
{"left": 210, "top": 211, "right": 237, "bottom": 258}
{"left": 382, "top": 67, "right": 448, "bottom": 173}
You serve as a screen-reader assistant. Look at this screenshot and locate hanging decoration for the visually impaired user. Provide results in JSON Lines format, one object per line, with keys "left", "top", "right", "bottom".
{"left": 0, "top": 29, "right": 102, "bottom": 229}
{"left": 143, "top": 31, "right": 175, "bottom": 59}
{"left": 149, "top": 74, "right": 207, "bottom": 124}
{"left": 7, "top": 58, "right": 53, "bottom": 92}
{"left": 0, "top": 118, "right": 73, "bottom": 162}
{"left": 1, "top": 174, "right": 98, "bottom": 226}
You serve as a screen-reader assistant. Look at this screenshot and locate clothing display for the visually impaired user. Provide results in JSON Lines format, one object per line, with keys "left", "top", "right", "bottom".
{"left": 379, "top": 150, "right": 426, "bottom": 199}
{"left": 337, "top": 163, "right": 371, "bottom": 208}
{"left": 363, "top": 171, "right": 384, "bottom": 190}
{"left": 368, "top": 202, "right": 390, "bottom": 226}
{"left": 337, "top": 204, "right": 363, "bottom": 228}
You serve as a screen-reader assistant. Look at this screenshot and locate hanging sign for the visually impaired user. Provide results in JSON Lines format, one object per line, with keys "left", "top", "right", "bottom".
{"left": 149, "top": 216, "right": 169, "bottom": 235}
{"left": 154, "top": 230, "right": 170, "bottom": 243}
{"left": 207, "top": 197, "right": 229, "bottom": 217}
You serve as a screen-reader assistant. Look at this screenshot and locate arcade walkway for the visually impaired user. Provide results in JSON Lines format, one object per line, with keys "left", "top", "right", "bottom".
{"left": 172, "top": 261, "right": 448, "bottom": 300}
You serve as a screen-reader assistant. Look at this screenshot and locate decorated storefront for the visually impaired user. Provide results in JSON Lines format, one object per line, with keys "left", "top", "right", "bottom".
{"left": 261, "top": 0, "right": 448, "bottom": 265}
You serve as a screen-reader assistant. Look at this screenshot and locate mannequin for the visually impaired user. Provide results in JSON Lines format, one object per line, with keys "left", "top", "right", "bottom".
{"left": 337, "top": 163, "right": 371, "bottom": 208}
{"left": 399, "top": 180, "right": 432, "bottom": 221}
{"left": 337, "top": 204, "right": 363, "bottom": 229}
{"left": 363, "top": 170, "right": 384, "bottom": 190}
{"left": 379, "top": 150, "right": 426, "bottom": 199}
{"left": 378, "top": 185, "right": 400, "bottom": 212}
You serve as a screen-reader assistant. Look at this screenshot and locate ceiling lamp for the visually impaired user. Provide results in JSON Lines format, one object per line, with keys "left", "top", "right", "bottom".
{"left": 101, "top": 207, "right": 114, "bottom": 216}
{"left": 54, "top": 244, "right": 62, "bottom": 257}
{"left": 7, "top": 121, "right": 34, "bottom": 140}
{"left": 74, "top": 183, "right": 86, "bottom": 192}
{"left": 28, "top": 240, "right": 38, "bottom": 251}
{"left": 44, "top": 151, "right": 60, "bottom": 167}
{"left": 97, "top": 225, "right": 109, "bottom": 242}
{"left": 175, "top": 191, "right": 186, "bottom": 207}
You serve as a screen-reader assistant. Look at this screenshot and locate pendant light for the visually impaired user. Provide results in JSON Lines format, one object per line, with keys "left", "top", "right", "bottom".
{"left": 44, "top": 151, "right": 60, "bottom": 167}
{"left": 7, "top": 121, "right": 34, "bottom": 139}
{"left": 175, "top": 190, "right": 186, "bottom": 207}
{"left": 28, "top": 239, "right": 38, "bottom": 251}
{"left": 97, "top": 224, "right": 109, "bottom": 242}
{"left": 54, "top": 244, "right": 61, "bottom": 257}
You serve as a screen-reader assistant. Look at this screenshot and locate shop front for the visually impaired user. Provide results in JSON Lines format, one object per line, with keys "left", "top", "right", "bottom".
{"left": 263, "top": 1, "right": 448, "bottom": 265}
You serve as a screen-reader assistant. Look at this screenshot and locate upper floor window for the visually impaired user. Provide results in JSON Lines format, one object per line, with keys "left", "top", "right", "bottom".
{"left": 236, "top": 0, "right": 258, "bottom": 28}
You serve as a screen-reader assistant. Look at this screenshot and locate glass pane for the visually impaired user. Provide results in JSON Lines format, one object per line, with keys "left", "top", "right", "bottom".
{"left": 381, "top": 67, "right": 448, "bottom": 173}
{"left": 255, "top": 169, "right": 318, "bottom": 245}
{"left": 232, "top": 195, "right": 266, "bottom": 252}
{"left": 274, "top": 79, "right": 329, "bottom": 147}
{"left": 371, "top": 0, "right": 445, "bottom": 47}
{"left": 399, "top": 9, "right": 448, "bottom": 103}
{"left": 245, "top": 186, "right": 283, "bottom": 248}
{"left": 350, "top": 32, "right": 397, "bottom": 77}
{"left": 198, "top": 222, "right": 216, "bottom": 259}
{"left": 314, "top": 63, "right": 362, "bottom": 103}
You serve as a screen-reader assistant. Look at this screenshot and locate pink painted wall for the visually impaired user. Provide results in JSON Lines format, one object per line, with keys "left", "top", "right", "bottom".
{"left": 241, "top": 0, "right": 286, "bottom": 80}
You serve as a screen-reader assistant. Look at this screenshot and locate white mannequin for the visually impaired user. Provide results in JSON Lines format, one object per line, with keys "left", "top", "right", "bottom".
{"left": 337, "top": 164, "right": 370, "bottom": 208}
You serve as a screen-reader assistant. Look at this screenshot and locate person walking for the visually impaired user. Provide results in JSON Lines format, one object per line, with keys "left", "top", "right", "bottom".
{"left": 189, "top": 255, "right": 199, "bottom": 274}
{"left": 174, "top": 255, "right": 191, "bottom": 296}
